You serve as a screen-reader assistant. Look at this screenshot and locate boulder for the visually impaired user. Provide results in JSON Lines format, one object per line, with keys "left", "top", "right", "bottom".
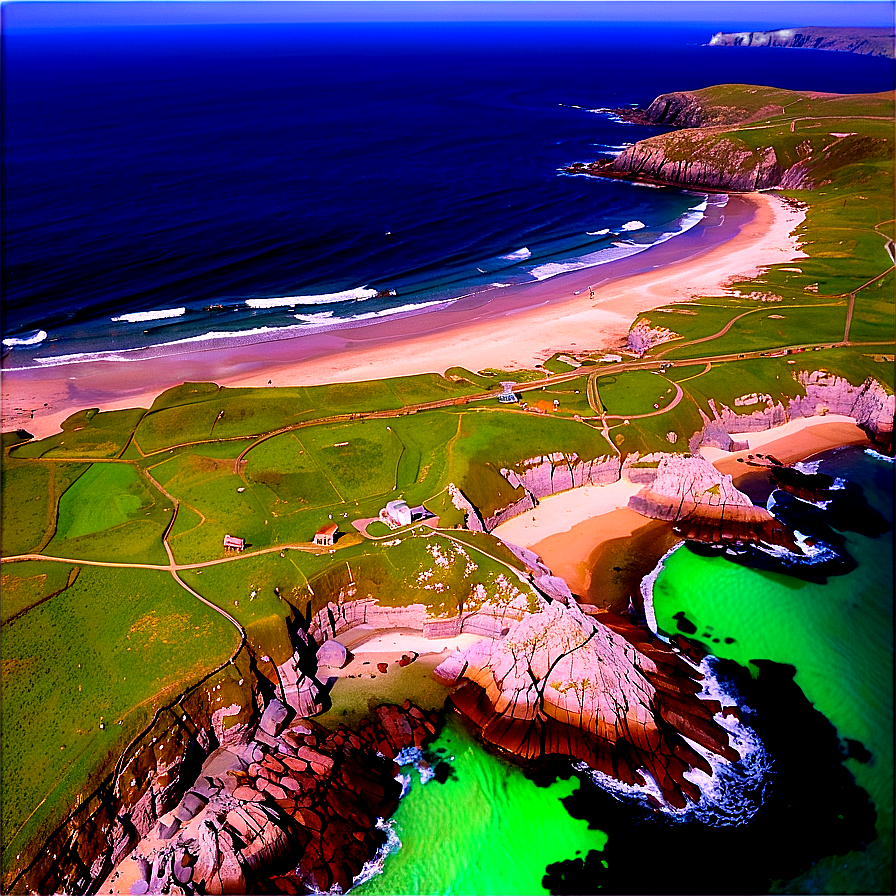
{"left": 317, "top": 640, "right": 349, "bottom": 669}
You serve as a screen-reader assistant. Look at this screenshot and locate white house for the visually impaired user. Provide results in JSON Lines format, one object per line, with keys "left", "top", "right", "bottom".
{"left": 380, "top": 499, "right": 413, "bottom": 528}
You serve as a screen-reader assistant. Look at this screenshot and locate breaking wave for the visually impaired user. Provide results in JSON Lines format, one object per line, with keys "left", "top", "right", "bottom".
{"left": 2, "top": 329, "right": 48, "bottom": 347}
{"left": 500, "top": 247, "right": 532, "bottom": 262}
{"left": 111, "top": 307, "right": 186, "bottom": 323}
{"left": 245, "top": 287, "right": 379, "bottom": 308}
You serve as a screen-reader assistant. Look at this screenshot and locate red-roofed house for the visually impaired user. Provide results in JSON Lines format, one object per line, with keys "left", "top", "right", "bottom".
{"left": 313, "top": 524, "right": 338, "bottom": 546}
{"left": 223, "top": 534, "right": 245, "bottom": 551}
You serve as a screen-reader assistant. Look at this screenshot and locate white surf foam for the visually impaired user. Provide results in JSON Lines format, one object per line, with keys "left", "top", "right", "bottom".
{"left": 620, "top": 220, "right": 646, "bottom": 231}
{"left": 586, "top": 228, "right": 611, "bottom": 236}
{"left": 2, "top": 329, "right": 48, "bottom": 347}
{"left": 293, "top": 299, "right": 448, "bottom": 326}
{"left": 245, "top": 287, "right": 378, "bottom": 308}
{"left": 500, "top": 247, "right": 532, "bottom": 262}
{"left": 574, "top": 649, "right": 771, "bottom": 826}
{"left": 111, "top": 307, "right": 186, "bottom": 323}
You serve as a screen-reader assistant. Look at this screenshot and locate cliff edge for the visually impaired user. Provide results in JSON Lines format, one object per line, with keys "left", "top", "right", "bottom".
{"left": 569, "top": 85, "right": 894, "bottom": 192}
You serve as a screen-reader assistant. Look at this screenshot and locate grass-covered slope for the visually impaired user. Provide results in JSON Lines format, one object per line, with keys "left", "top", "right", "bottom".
{"left": 579, "top": 87, "right": 894, "bottom": 193}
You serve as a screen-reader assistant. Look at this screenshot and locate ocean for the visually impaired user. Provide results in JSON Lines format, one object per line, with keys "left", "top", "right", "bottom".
{"left": 647, "top": 446, "right": 894, "bottom": 893}
{"left": 2, "top": 21, "right": 894, "bottom": 368}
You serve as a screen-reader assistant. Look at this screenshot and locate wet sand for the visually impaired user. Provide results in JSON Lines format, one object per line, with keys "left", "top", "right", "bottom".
{"left": 502, "top": 417, "right": 871, "bottom": 612}
{"left": 2, "top": 192, "right": 805, "bottom": 439}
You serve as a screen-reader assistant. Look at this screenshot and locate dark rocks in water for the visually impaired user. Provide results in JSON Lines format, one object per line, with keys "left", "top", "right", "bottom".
{"left": 842, "top": 737, "right": 873, "bottom": 764}
{"left": 769, "top": 465, "right": 835, "bottom": 502}
{"left": 671, "top": 610, "right": 697, "bottom": 635}
{"left": 112, "top": 701, "right": 441, "bottom": 895}
{"left": 432, "top": 761, "right": 455, "bottom": 784}
{"left": 542, "top": 658, "right": 880, "bottom": 895}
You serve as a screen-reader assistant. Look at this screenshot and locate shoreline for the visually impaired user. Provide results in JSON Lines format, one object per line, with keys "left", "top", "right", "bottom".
{"left": 496, "top": 416, "right": 870, "bottom": 609}
{"left": 2, "top": 192, "right": 805, "bottom": 439}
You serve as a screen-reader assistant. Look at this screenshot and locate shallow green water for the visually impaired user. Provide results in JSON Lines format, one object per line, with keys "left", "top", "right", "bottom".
{"left": 650, "top": 447, "right": 894, "bottom": 891}
{"left": 355, "top": 715, "right": 607, "bottom": 896}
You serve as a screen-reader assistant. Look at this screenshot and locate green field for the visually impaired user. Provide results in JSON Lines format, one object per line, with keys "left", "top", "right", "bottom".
{"left": 47, "top": 463, "right": 172, "bottom": 565}
{"left": 1, "top": 563, "right": 239, "bottom": 875}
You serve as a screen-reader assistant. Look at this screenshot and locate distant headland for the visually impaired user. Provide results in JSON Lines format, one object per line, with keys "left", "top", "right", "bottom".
{"left": 709, "top": 25, "right": 895, "bottom": 58}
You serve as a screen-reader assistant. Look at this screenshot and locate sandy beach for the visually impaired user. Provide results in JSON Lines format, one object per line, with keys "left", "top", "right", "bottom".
{"left": 1, "top": 192, "right": 804, "bottom": 439}
{"left": 493, "top": 416, "right": 870, "bottom": 609}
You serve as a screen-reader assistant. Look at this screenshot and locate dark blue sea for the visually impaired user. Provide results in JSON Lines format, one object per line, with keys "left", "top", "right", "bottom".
{"left": 2, "top": 21, "right": 894, "bottom": 366}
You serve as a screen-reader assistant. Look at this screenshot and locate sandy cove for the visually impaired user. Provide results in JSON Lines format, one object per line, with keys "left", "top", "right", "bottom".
{"left": 494, "top": 416, "right": 870, "bottom": 607}
{"left": 1, "top": 192, "right": 804, "bottom": 439}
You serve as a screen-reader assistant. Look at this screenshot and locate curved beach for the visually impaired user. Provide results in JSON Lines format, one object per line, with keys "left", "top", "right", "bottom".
{"left": 2, "top": 192, "right": 803, "bottom": 439}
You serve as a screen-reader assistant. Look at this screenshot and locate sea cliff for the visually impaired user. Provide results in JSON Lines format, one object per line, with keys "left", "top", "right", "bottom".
{"left": 708, "top": 26, "right": 895, "bottom": 59}
{"left": 570, "top": 85, "right": 894, "bottom": 193}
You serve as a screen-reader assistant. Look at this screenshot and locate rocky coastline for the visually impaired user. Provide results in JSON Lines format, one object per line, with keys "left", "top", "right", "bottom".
{"left": 100, "top": 702, "right": 440, "bottom": 895}
{"left": 566, "top": 87, "right": 893, "bottom": 193}
{"left": 708, "top": 26, "right": 895, "bottom": 58}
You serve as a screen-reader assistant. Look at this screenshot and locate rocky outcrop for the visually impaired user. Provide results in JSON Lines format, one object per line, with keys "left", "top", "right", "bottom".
{"left": 448, "top": 482, "right": 485, "bottom": 532}
{"left": 101, "top": 702, "right": 440, "bottom": 895}
{"left": 11, "top": 653, "right": 264, "bottom": 896}
{"left": 435, "top": 600, "right": 740, "bottom": 810}
{"left": 628, "top": 454, "right": 797, "bottom": 549}
{"left": 604, "top": 132, "right": 783, "bottom": 192}
{"left": 11, "top": 604, "right": 332, "bottom": 895}
{"left": 709, "top": 26, "right": 895, "bottom": 58}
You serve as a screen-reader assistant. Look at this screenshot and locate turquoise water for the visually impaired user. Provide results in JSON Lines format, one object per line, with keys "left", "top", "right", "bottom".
{"left": 355, "top": 715, "right": 607, "bottom": 896}
{"left": 650, "top": 447, "right": 894, "bottom": 892}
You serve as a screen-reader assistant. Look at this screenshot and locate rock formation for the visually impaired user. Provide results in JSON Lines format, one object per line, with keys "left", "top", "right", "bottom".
{"left": 689, "top": 373, "right": 894, "bottom": 455}
{"left": 435, "top": 600, "right": 740, "bottom": 810}
{"left": 100, "top": 702, "right": 439, "bottom": 895}
{"left": 628, "top": 454, "right": 797, "bottom": 549}
{"left": 569, "top": 86, "right": 893, "bottom": 193}
{"left": 708, "top": 26, "right": 895, "bottom": 58}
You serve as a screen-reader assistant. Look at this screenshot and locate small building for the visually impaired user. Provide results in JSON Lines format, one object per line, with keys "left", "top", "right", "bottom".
{"left": 498, "top": 381, "right": 519, "bottom": 403}
{"left": 380, "top": 499, "right": 413, "bottom": 528}
{"left": 223, "top": 534, "right": 245, "bottom": 551}
{"left": 314, "top": 523, "right": 338, "bottom": 546}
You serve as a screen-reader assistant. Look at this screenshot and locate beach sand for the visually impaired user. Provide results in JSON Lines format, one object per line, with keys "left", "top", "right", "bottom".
{"left": 316, "top": 628, "right": 483, "bottom": 728}
{"left": 493, "top": 416, "right": 870, "bottom": 611}
{"left": 1, "top": 192, "right": 804, "bottom": 439}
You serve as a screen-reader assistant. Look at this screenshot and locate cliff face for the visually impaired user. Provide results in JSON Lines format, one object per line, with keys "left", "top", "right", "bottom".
{"left": 12, "top": 653, "right": 264, "bottom": 895}
{"left": 571, "top": 85, "right": 894, "bottom": 193}
{"left": 485, "top": 452, "right": 622, "bottom": 529}
{"left": 609, "top": 133, "right": 783, "bottom": 192}
{"left": 689, "top": 374, "right": 894, "bottom": 454}
{"left": 709, "top": 26, "right": 896, "bottom": 59}
{"left": 11, "top": 605, "right": 330, "bottom": 895}
{"left": 100, "top": 702, "right": 440, "bottom": 896}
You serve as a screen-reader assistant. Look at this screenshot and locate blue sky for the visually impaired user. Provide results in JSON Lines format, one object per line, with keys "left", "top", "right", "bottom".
{"left": 3, "top": 1, "right": 894, "bottom": 28}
